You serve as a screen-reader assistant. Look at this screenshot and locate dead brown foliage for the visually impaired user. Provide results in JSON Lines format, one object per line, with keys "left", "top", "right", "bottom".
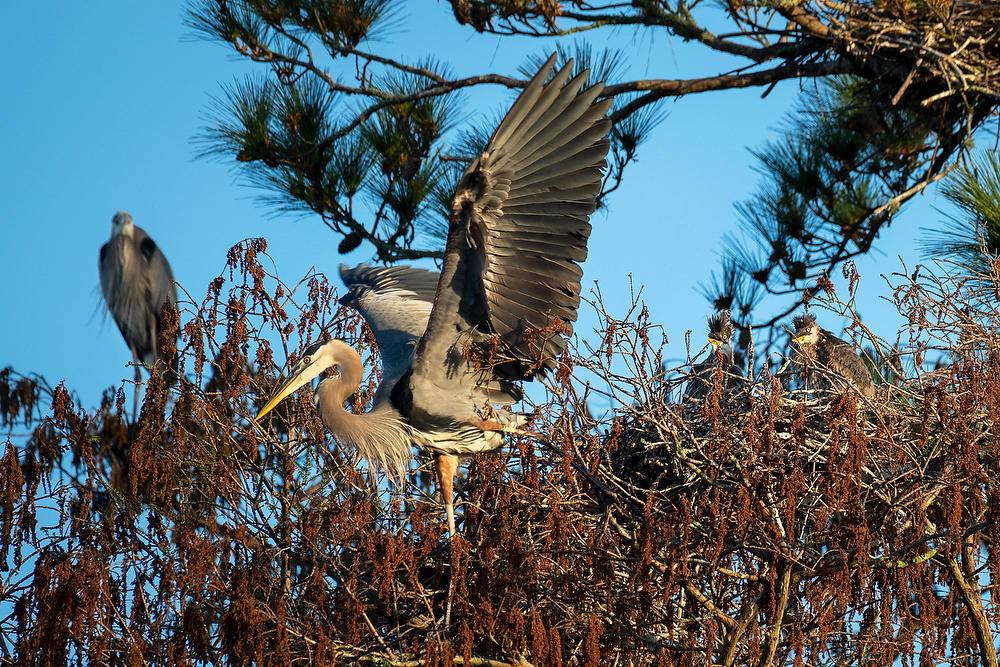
{"left": 2, "top": 243, "right": 1000, "bottom": 665}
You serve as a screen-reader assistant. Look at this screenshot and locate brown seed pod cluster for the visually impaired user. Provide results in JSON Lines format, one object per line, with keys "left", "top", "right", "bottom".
{"left": 2, "top": 246, "right": 1000, "bottom": 664}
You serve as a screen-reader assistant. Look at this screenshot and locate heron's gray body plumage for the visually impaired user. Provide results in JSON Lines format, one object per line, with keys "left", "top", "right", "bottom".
{"left": 404, "top": 58, "right": 611, "bottom": 436}
{"left": 99, "top": 212, "right": 177, "bottom": 376}
{"left": 338, "top": 264, "right": 522, "bottom": 461}
{"left": 328, "top": 57, "right": 610, "bottom": 467}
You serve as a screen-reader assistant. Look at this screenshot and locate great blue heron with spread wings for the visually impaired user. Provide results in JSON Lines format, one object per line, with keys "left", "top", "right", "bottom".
{"left": 99, "top": 211, "right": 178, "bottom": 412}
{"left": 683, "top": 310, "right": 743, "bottom": 400}
{"left": 791, "top": 314, "right": 875, "bottom": 398}
{"left": 255, "top": 55, "right": 611, "bottom": 546}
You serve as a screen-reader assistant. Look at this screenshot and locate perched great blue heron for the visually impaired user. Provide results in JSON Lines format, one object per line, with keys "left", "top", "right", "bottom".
{"left": 684, "top": 310, "right": 743, "bottom": 400}
{"left": 99, "top": 211, "right": 178, "bottom": 409}
{"left": 255, "top": 55, "right": 611, "bottom": 548}
{"left": 791, "top": 314, "right": 875, "bottom": 398}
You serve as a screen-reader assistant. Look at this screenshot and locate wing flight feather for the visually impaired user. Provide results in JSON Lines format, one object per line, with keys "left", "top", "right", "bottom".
{"left": 411, "top": 53, "right": 612, "bottom": 411}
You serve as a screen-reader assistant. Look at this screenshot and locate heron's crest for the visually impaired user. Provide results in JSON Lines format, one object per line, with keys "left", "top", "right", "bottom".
{"left": 792, "top": 314, "right": 816, "bottom": 334}
{"left": 707, "top": 310, "right": 733, "bottom": 343}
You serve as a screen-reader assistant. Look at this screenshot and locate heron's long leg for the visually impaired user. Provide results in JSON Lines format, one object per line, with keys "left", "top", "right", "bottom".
{"left": 434, "top": 453, "right": 458, "bottom": 537}
{"left": 130, "top": 345, "right": 141, "bottom": 422}
{"left": 434, "top": 452, "right": 459, "bottom": 631}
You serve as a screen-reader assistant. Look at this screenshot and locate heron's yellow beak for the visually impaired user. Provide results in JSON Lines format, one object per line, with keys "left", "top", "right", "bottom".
{"left": 709, "top": 338, "right": 723, "bottom": 348}
{"left": 255, "top": 371, "right": 307, "bottom": 421}
{"left": 792, "top": 335, "right": 806, "bottom": 343}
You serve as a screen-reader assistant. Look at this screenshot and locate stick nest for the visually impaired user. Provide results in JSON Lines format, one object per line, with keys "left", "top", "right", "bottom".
{"left": 842, "top": 0, "right": 1000, "bottom": 112}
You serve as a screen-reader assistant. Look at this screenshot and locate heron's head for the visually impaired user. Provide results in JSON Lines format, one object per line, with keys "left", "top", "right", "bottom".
{"left": 791, "top": 315, "right": 819, "bottom": 345}
{"left": 254, "top": 340, "right": 342, "bottom": 421}
{"left": 707, "top": 310, "right": 733, "bottom": 348}
{"left": 111, "top": 211, "right": 134, "bottom": 238}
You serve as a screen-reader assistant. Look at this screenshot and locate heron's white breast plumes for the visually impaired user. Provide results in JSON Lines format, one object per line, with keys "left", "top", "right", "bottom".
{"left": 323, "top": 403, "right": 415, "bottom": 485}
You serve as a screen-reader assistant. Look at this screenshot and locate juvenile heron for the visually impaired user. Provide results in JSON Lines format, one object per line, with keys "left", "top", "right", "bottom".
{"left": 99, "top": 212, "right": 178, "bottom": 408}
{"left": 255, "top": 56, "right": 611, "bottom": 620}
{"left": 684, "top": 310, "right": 743, "bottom": 400}
{"left": 791, "top": 314, "right": 874, "bottom": 398}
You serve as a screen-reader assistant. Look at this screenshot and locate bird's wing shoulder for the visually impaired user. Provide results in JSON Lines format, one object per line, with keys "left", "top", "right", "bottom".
{"left": 412, "top": 55, "right": 611, "bottom": 397}
{"left": 139, "top": 236, "right": 158, "bottom": 263}
{"left": 133, "top": 225, "right": 177, "bottom": 313}
{"left": 828, "top": 336, "right": 868, "bottom": 374}
{"left": 340, "top": 263, "right": 440, "bottom": 308}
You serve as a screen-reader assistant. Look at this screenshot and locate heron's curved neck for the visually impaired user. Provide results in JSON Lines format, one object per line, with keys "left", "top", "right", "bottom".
{"left": 316, "top": 340, "right": 386, "bottom": 441}
{"left": 313, "top": 340, "right": 412, "bottom": 477}
{"left": 314, "top": 341, "right": 364, "bottom": 410}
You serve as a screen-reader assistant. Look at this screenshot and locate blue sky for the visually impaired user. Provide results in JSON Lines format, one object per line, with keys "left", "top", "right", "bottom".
{"left": 0, "top": 2, "right": 947, "bottom": 415}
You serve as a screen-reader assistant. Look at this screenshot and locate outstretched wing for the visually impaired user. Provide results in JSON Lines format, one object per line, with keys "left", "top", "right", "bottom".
{"left": 339, "top": 263, "right": 437, "bottom": 396}
{"left": 409, "top": 54, "right": 611, "bottom": 414}
{"left": 340, "top": 263, "right": 441, "bottom": 310}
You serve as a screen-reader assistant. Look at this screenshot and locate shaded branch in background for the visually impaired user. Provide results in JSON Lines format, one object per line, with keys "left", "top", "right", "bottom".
{"left": 189, "top": 0, "right": 667, "bottom": 262}
{"left": 707, "top": 75, "right": 945, "bottom": 353}
{"left": 189, "top": 0, "right": 1000, "bottom": 340}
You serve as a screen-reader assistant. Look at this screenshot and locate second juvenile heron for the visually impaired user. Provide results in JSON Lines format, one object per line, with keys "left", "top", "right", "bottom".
{"left": 791, "top": 314, "right": 875, "bottom": 398}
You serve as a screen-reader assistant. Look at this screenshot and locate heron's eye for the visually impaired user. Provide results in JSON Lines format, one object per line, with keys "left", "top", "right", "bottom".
{"left": 303, "top": 356, "right": 312, "bottom": 364}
